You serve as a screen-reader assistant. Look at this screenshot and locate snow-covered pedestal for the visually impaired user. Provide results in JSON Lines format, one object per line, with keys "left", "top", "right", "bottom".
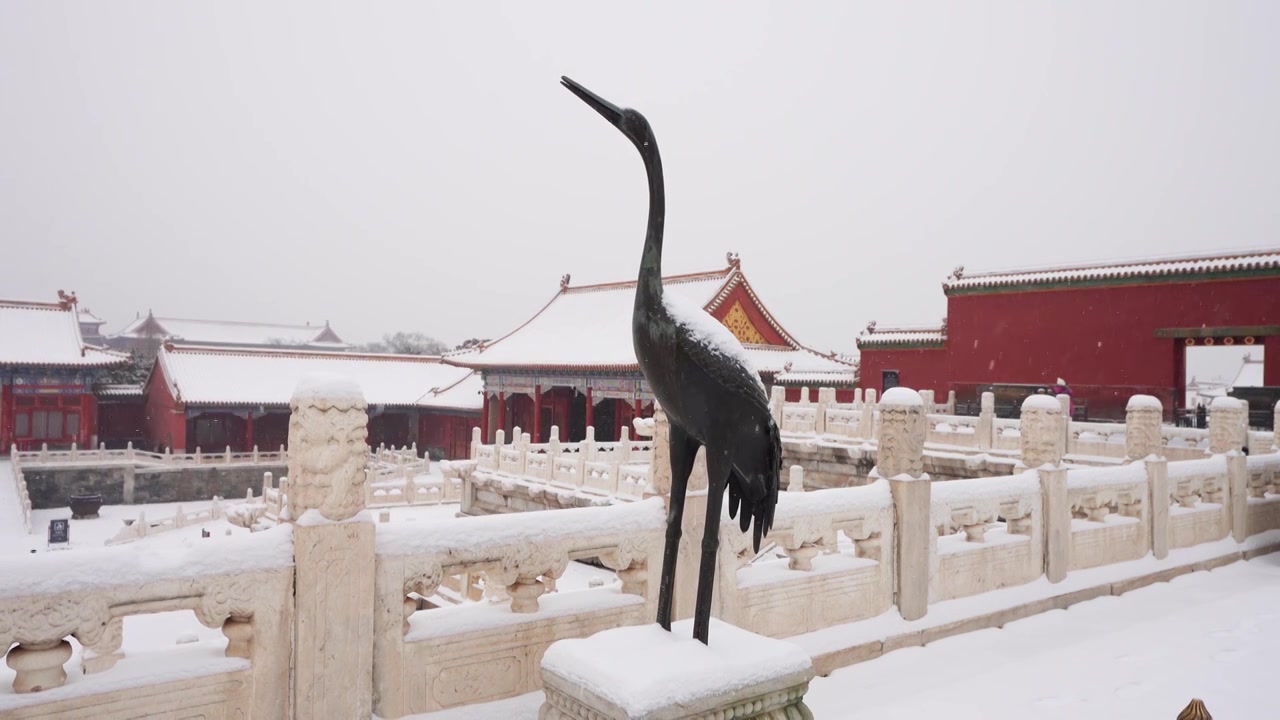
{"left": 539, "top": 619, "right": 815, "bottom": 720}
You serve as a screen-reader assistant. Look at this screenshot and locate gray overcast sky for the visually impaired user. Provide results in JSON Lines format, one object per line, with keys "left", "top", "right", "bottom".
{"left": 2, "top": 2, "right": 1277, "bottom": 354}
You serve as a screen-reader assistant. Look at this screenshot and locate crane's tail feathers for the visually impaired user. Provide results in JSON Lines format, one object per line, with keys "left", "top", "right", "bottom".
{"left": 733, "top": 417, "right": 785, "bottom": 555}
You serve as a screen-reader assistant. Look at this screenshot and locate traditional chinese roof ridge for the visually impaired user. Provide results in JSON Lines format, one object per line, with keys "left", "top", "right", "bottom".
{"left": 943, "top": 247, "right": 1280, "bottom": 293}
{"left": 95, "top": 383, "right": 145, "bottom": 398}
{"left": 77, "top": 308, "right": 107, "bottom": 325}
{"left": 450, "top": 256, "right": 850, "bottom": 373}
{"left": 0, "top": 296, "right": 128, "bottom": 368}
{"left": 153, "top": 344, "right": 480, "bottom": 410}
{"left": 417, "top": 370, "right": 484, "bottom": 411}
{"left": 856, "top": 321, "right": 948, "bottom": 350}
{"left": 112, "top": 313, "right": 349, "bottom": 348}
{"left": 773, "top": 369, "right": 860, "bottom": 387}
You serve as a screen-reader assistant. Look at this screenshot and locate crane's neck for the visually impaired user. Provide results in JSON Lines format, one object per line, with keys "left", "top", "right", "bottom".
{"left": 637, "top": 143, "right": 665, "bottom": 311}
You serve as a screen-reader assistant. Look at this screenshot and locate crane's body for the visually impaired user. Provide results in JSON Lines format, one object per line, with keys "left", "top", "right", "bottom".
{"left": 561, "top": 76, "right": 781, "bottom": 645}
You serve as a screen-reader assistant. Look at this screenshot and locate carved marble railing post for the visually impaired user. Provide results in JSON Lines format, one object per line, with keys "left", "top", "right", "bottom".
{"left": 769, "top": 386, "right": 786, "bottom": 430}
{"left": 1209, "top": 397, "right": 1247, "bottom": 455}
{"left": 288, "top": 372, "right": 375, "bottom": 720}
{"left": 1274, "top": 400, "right": 1280, "bottom": 451}
{"left": 919, "top": 389, "right": 935, "bottom": 414}
{"left": 788, "top": 465, "right": 805, "bottom": 492}
{"left": 1146, "top": 457, "right": 1170, "bottom": 560}
{"left": 860, "top": 388, "right": 877, "bottom": 440}
{"left": 1056, "top": 394, "right": 1072, "bottom": 450}
{"left": 1019, "top": 396, "right": 1064, "bottom": 469}
{"left": 977, "top": 391, "right": 995, "bottom": 451}
{"left": 1227, "top": 452, "right": 1248, "bottom": 543}
{"left": 648, "top": 403, "right": 672, "bottom": 496}
{"left": 1040, "top": 466, "right": 1070, "bottom": 582}
{"left": 1125, "top": 395, "right": 1164, "bottom": 462}
{"left": 945, "top": 390, "right": 957, "bottom": 415}
{"left": 814, "top": 387, "right": 835, "bottom": 435}
{"left": 875, "top": 387, "right": 929, "bottom": 621}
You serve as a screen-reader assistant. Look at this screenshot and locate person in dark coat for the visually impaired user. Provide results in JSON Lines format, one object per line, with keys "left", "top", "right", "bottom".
{"left": 1052, "top": 377, "right": 1073, "bottom": 418}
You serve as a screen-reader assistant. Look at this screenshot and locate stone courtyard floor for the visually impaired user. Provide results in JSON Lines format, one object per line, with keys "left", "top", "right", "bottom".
{"left": 406, "top": 552, "right": 1278, "bottom": 720}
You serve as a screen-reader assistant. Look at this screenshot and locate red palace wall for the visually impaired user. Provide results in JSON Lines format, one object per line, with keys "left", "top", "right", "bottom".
{"left": 860, "top": 276, "right": 1280, "bottom": 419}
{"left": 143, "top": 366, "right": 186, "bottom": 452}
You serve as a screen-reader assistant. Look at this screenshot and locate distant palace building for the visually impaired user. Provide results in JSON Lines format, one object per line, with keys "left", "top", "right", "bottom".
{"left": 449, "top": 254, "right": 857, "bottom": 444}
{"left": 107, "top": 311, "right": 351, "bottom": 353}
{"left": 142, "top": 344, "right": 481, "bottom": 458}
{"left": 0, "top": 292, "right": 127, "bottom": 450}
{"left": 857, "top": 248, "right": 1280, "bottom": 421}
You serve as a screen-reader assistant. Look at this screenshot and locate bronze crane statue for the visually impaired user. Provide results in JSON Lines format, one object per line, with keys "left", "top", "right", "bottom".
{"left": 561, "top": 76, "right": 781, "bottom": 645}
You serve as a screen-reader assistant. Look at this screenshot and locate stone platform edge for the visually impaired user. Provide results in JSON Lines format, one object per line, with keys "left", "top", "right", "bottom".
{"left": 804, "top": 540, "right": 1280, "bottom": 677}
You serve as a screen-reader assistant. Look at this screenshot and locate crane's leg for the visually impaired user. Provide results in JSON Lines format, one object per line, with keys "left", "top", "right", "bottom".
{"left": 657, "top": 423, "right": 701, "bottom": 631}
{"left": 692, "top": 449, "right": 729, "bottom": 645}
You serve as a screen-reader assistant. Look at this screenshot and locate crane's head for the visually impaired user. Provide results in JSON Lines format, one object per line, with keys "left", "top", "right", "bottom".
{"left": 561, "top": 76, "right": 655, "bottom": 154}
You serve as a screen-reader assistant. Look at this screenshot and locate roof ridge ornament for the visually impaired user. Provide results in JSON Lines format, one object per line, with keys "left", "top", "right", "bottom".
{"left": 57, "top": 289, "right": 78, "bottom": 309}
{"left": 865, "top": 320, "right": 877, "bottom": 335}
{"left": 560, "top": 273, "right": 571, "bottom": 290}
{"left": 726, "top": 251, "right": 741, "bottom": 269}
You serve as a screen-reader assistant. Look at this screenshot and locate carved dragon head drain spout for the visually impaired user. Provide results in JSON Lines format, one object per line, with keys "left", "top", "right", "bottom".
{"left": 562, "top": 76, "right": 781, "bottom": 646}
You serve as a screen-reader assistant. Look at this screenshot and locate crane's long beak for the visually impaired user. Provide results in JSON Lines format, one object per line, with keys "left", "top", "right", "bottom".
{"left": 561, "top": 76, "right": 624, "bottom": 129}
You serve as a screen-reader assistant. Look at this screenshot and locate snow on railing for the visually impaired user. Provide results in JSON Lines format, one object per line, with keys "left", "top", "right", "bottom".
{"left": 722, "top": 478, "right": 894, "bottom": 637}
{"left": 366, "top": 466, "right": 461, "bottom": 508}
{"left": 930, "top": 470, "right": 1043, "bottom": 600}
{"left": 105, "top": 497, "right": 226, "bottom": 545}
{"left": 12, "top": 441, "right": 289, "bottom": 468}
{"left": 470, "top": 425, "right": 655, "bottom": 502}
{"left": 0, "top": 523, "right": 293, "bottom": 704}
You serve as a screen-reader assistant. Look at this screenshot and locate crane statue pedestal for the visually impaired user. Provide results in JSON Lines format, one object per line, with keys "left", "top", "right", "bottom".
{"left": 539, "top": 618, "right": 815, "bottom": 720}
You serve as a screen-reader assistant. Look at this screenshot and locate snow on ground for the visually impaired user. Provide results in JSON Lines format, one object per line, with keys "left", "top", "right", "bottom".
{"left": 804, "top": 554, "right": 1278, "bottom": 719}
{"left": 402, "top": 553, "right": 1280, "bottom": 720}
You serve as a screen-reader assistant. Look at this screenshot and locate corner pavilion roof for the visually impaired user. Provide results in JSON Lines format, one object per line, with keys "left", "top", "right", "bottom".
{"left": 154, "top": 344, "right": 482, "bottom": 411}
{"left": 942, "top": 247, "right": 1280, "bottom": 294}
{"left": 0, "top": 297, "right": 127, "bottom": 368}
{"left": 449, "top": 260, "right": 853, "bottom": 375}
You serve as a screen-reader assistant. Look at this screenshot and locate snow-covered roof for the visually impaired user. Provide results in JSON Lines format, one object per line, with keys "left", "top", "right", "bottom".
{"left": 421, "top": 370, "right": 484, "bottom": 411}
{"left": 740, "top": 345, "right": 851, "bottom": 375}
{"left": 452, "top": 261, "right": 852, "bottom": 374}
{"left": 856, "top": 323, "right": 947, "bottom": 349}
{"left": 95, "top": 383, "right": 145, "bottom": 398}
{"left": 156, "top": 345, "right": 481, "bottom": 410}
{"left": 77, "top": 308, "right": 107, "bottom": 325}
{"left": 1231, "top": 355, "right": 1264, "bottom": 389}
{"left": 943, "top": 247, "right": 1280, "bottom": 293}
{"left": 113, "top": 314, "right": 349, "bottom": 349}
{"left": 0, "top": 298, "right": 127, "bottom": 368}
{"left": 773, "top": 369, "right": 860, "bottom": 387}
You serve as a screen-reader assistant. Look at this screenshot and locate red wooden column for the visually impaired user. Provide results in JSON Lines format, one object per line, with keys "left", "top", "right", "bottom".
{"left": 585, "top": 387, "right": 594, "bottom": 438}
{"left": 79, "top": 392, "right": 94, "bottom": 447}
{"left": 497, "top": 392, "right": 506, "bottom": 437}
{"left": 481, "top": 393, "right": 491, "bottom": 443}
{"left": 1, "top": 383, "right": 12, "bottom": 449}
{"left": 244, "top": 413, "right": 255, "bottom": 452}
{"left": 633, "top": 398, "right": 642, "bottom": 421}
{"left": 533, "top": 384, "right": 543, "bottom": 442}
